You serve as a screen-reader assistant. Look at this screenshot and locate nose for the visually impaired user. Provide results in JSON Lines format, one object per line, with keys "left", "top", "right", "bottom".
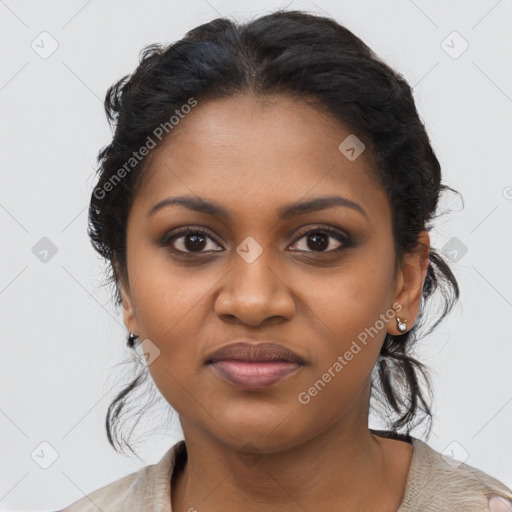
{"left": 214, "top": 248, "right": 296, "bottom": 327}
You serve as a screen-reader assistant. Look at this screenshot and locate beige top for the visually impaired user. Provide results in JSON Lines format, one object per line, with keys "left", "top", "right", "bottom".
{"left": 59, "top": 431, "right": 512, "bottom": 512}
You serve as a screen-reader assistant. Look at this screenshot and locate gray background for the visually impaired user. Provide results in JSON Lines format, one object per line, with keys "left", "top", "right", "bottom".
{"left": 1, "top": 0, "right": 511, "bottom": 510}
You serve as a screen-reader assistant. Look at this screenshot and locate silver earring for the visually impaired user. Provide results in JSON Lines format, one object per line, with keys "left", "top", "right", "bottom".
{"left": 396, "top": 317, "right": 407, "bottom": 333}
{"left": 127, "top": 332, "right": 139, "bottom": 348}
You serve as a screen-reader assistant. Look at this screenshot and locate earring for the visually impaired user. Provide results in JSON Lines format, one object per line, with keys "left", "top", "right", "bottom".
{"left": 127, "top": 332, "right": 139, "bottom": 348}
{"left": 396, "top": 317, "right": 407, "bottom": 333}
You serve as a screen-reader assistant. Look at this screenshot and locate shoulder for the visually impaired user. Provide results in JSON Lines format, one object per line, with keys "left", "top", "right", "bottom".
{"left": 56, "top": 440, "right": 186, "bottom": 512}
{"left": 399, "top": 437, "right": 512, "bottom": 512}
{"left": 57, "top": 470, "right": 140, "bottom": 511}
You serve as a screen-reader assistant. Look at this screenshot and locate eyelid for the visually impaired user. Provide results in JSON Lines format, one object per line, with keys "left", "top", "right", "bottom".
{"left": 291, "top": 223, "right": 349, "bottom": 241}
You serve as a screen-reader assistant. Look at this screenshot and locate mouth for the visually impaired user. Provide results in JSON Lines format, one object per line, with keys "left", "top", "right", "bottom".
{"left": 205, "top": 341, "right": 305, "bottom": 389}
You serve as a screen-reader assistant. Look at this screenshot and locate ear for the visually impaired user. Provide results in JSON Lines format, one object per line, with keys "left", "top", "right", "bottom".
{"left": 116, "top": 263, "right": 139, "bottom": 336}
{"left": 388, "top": 230, "right": 430, "bottom": 335}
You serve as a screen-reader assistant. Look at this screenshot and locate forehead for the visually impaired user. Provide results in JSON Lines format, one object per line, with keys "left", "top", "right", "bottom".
{"left": 132, "top": 93, "right": 390, "bottom": 224}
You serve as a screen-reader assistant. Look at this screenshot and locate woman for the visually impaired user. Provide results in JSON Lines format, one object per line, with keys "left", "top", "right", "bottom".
{"left": 60, "top": 9, "right": 512, "bottom": 512}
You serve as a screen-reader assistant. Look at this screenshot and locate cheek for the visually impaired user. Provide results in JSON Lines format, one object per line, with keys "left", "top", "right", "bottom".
{"left": 296, "top": 260, "right": 394, "bottom": 407}
{"left": 301, "top": 260, "right": 393, "bottom": 346}
{"left": 127, "top": 245, "right": 215, "bottom": 336}
{"left": 293, "top": 278, "right": 390, "bottom": 433}
{"left": 126, "top": 249, "right": 222, "bottom": 379}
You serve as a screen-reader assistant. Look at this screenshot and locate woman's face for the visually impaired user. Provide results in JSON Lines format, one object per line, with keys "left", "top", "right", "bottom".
{"left": 119, "top": 93, "right": 428, "bottom": 453}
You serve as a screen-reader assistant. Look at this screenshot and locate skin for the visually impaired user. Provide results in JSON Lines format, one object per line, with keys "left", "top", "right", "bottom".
{"left": 118, "top": 92, "right": 430, "bottom": 511}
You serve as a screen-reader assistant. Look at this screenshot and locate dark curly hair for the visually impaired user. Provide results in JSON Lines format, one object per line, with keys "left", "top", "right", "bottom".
{"left": 88, "top": 9, "right": 460, "bottom": 455}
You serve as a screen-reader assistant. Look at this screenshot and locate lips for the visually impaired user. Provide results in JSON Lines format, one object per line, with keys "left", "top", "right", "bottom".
{"left": 205, "top": 341, "right": 305, "bottom": 365}
{"left": 205, "top": 341, "right": 305, "bottom": 389}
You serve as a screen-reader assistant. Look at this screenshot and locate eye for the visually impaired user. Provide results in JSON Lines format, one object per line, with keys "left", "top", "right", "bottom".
{"left": 289, "top": 225, "right": 350, "bottom": 253}
{"left": 161, "top": 228, "right": 223, "bottom": 254}
{"left": 160, "top": 224, "right": 352, "bottom": 256}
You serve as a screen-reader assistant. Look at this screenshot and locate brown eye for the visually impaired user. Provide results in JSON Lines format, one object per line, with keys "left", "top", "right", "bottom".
{"left": 289, "top": 227, "right": 350, "bottom": 253}
{"left": 161, "top": 228, "right": 223, "bottom": 254}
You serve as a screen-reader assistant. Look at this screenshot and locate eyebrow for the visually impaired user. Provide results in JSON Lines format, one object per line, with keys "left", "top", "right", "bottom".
{"left": 147, "top": 194, "right": 368, "bottom": 220}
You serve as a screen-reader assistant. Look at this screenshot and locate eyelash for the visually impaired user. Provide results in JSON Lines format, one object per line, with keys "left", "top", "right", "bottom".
{"left": 160, "top": 224, "right": 352, "bottom": 256}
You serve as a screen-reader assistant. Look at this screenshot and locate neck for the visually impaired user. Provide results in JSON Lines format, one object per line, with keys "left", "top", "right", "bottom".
{"left": 171, "top": 403, "right": 409, "bottom": 511}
